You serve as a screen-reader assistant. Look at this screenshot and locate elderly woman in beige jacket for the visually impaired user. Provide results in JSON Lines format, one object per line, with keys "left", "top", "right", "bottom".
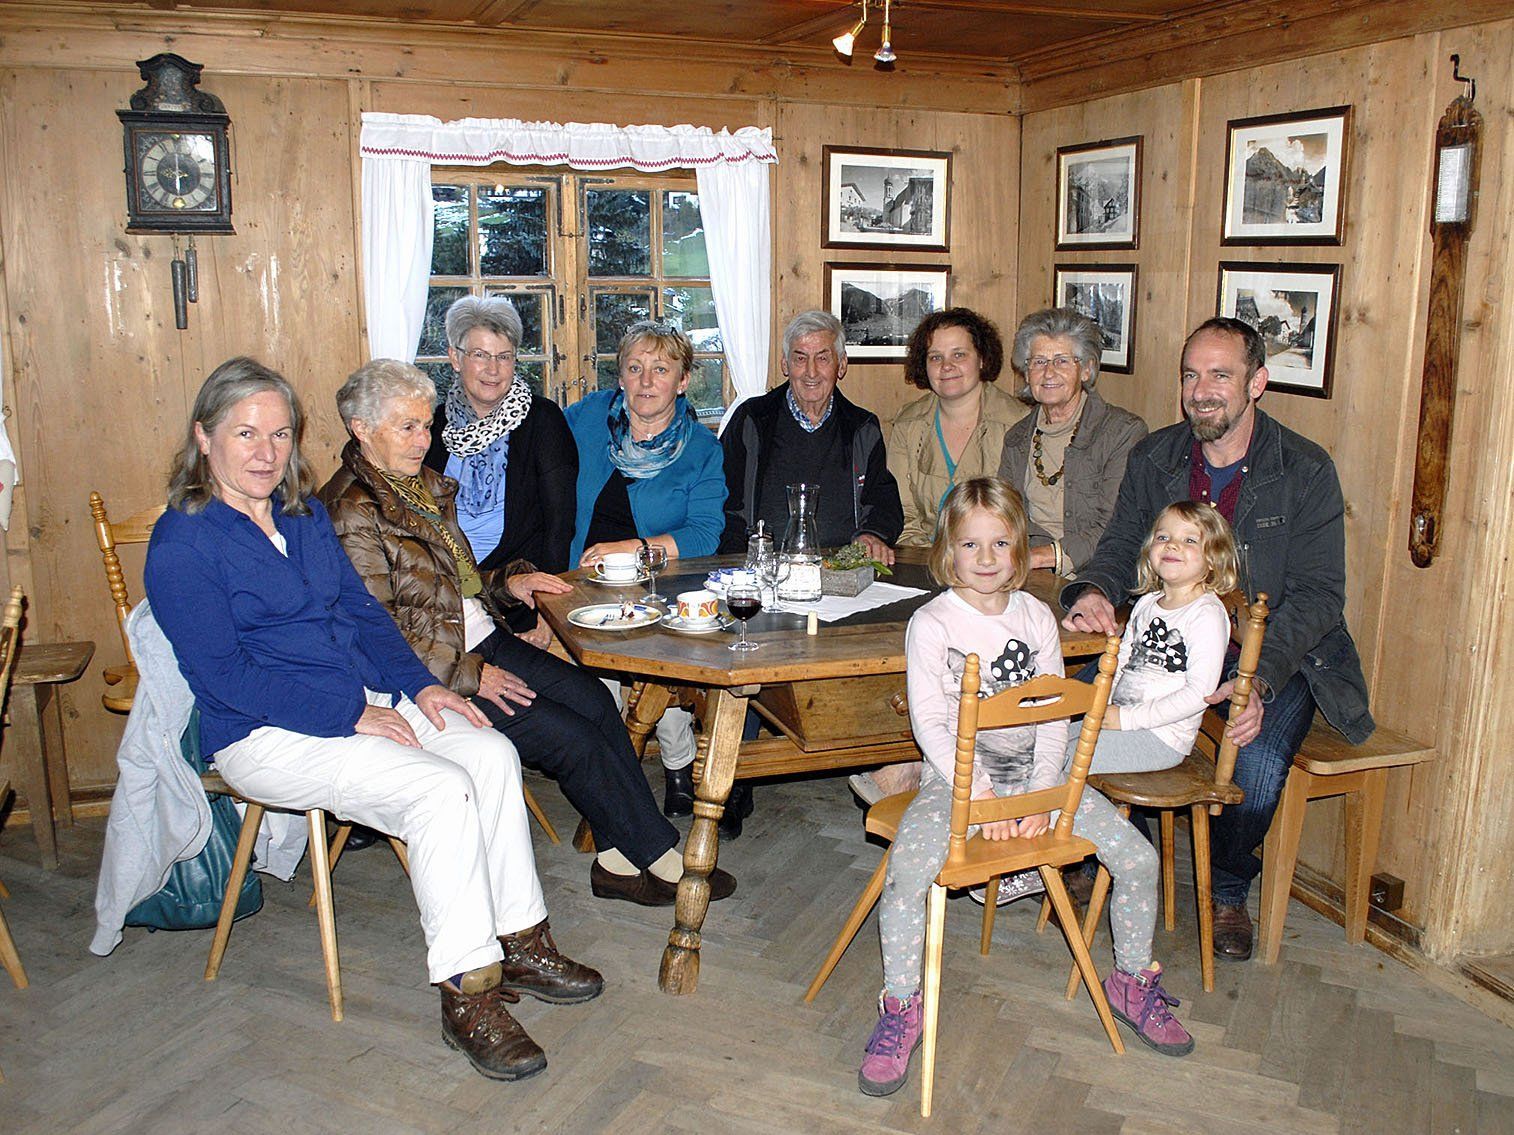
{"left": 887, "top": 308, "right": 1028, "bottom": 546}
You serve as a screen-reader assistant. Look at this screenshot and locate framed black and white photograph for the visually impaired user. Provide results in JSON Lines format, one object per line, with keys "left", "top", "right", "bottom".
{"left": 1056, "top": 136, "right": 1141, "bottom": 251}
{"left": 1217, "top": 262, "right": 1341, "bottom": 398}
{"left": 1055, "top": 263, "right": 1138, "bottom": 374}
{"left": 822, "top": 146, "right": 951, "bottom": 252}
{"left": 1222, "top": 106, "right": 1351, "bottom": 245}
{"left": 825, "top": 262, "right": 951, "bottom": 362}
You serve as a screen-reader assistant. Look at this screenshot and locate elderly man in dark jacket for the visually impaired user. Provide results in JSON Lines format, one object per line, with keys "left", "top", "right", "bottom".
{"left": 718, "top": 310, "right": 903, "bottom": 561}
{"left": 1063, "top": 317, "right": 1374, "bottom": 962}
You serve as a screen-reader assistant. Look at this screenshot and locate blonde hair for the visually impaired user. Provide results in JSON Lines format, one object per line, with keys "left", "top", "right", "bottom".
{"left": 1134, "top": 501, "right": 1240, "bottom": 596}
{"left": 928, "top": 477, "right": 1031, "bottom": 592}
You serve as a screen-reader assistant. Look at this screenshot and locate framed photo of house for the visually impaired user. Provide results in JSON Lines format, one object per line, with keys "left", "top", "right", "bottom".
{"left": 1055, "top": 136, "right": 1141, "bottom": 251}
{"left": 822, "top": 146, "right": 951, "bottom": 252}
{"left": 1054, "top": 263, "right": 1138, "bottom": 374}
{"left": 1222, "top": 106, "right": 1351, "bottom": 245}
{"left": 825, "top": 262, "right": 951, "bottom": 362}
{"left": 1217, "top": 261, "right": 1341, "bottom": 398}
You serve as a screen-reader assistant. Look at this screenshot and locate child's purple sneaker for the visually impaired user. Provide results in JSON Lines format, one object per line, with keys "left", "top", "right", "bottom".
{"left": 858, "top": 990, "right": 924, "bottom": 1096}
{"left": 1103, "top": 964, "right": 1195, "bottom": 1057}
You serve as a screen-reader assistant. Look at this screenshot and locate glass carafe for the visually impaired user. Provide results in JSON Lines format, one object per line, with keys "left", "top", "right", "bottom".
{"left": 778, "top": 483, "right": 823, "bottom": 602}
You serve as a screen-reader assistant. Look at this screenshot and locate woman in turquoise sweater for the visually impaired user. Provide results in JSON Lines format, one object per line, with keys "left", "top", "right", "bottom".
{"left": 564, "top": 321, "right": 725, "bottom": 566}
{"left": 564, "top": 321, "right": 728, "bottom": 824}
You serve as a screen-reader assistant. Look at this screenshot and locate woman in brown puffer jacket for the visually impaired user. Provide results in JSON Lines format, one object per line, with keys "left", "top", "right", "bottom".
{"left": 318, "top": 358, "right": 734, "bottom": 907}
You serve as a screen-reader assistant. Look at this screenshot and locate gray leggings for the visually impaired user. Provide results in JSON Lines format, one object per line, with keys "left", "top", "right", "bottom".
{"left": 1067, "top": 726, "right": 1185, "bottom": 775}
{"left": 878, "top": 771, "right": 1158, "bottom": 996}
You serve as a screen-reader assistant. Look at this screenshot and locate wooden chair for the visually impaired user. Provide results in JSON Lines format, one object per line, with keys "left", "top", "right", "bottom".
{"left": 1050, "top": 593, "right": 1268, "bottom": 994}
{"left": 0, "top": 586, "right": 32, "bottom": 999}
{"left": 807, "top": 636, "right": 1124, "bottom": 1117}
{"left": 89, "top": 490, "right": 558, "bottom": 847}
{"left": 1257, "top": 720, "right": 1433, "bottom": 964}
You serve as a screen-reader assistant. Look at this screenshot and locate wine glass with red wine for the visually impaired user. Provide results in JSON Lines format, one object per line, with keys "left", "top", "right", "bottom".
{"left": 726, "top": 584, "right": 762, "bottom": 652}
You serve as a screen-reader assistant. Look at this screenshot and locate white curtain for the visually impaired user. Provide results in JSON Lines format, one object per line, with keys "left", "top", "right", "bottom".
{"left": 696, "top": 159, "right": 771, "bottom": 431}
{"left": 358, "top": 114, "right": 776, "bottom": 384}
{"left": 360, "top": 153, "right": 434, "bottom": 363}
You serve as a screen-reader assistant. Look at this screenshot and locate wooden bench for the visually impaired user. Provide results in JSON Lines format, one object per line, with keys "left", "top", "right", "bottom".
{"left": 1257, "top": 716, "right": 1434, "bottom": 964}
{"left": 10, "top": 640, "right": 95, "bottom": 869}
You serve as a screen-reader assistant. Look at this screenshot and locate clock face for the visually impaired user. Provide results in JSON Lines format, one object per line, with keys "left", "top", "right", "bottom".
{"left": 134, "top": 131, "right": 219, "bottom": 213}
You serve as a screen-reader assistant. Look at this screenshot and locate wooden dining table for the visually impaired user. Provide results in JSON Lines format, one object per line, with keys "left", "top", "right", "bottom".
{"left": 536, "top": 547, "right": 1111, "bottom": 995}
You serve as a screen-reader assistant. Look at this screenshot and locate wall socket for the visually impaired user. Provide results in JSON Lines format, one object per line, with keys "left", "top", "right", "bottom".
{"left": 1370, "top": 872, "right": 1405, "bottom": 913}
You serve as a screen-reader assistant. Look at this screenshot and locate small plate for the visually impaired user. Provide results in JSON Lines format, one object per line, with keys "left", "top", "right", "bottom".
{"left": 585, "top": 568, "right": 650, "bottom": 586}
{"left": 567, "top": 602, "right": 662, "bottom": 630}
{"left": 660, "top": 612, "right": 734, "bottom": 635}
{"left": 704, "top": 568, "right": 758, "bottom": 595}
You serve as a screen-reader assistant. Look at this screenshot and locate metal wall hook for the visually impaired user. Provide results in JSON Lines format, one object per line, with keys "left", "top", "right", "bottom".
{"left": 1450, "top": 53, "right": 1476, "bottom": 105}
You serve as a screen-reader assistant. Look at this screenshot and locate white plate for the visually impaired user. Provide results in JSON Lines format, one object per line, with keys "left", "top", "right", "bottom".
{"left": 704, "top": 568, "right": 758, "bottom": 595}
{"left": 585, "top": 568, "right": 650, "bottom": 586}
{"left": 567, "top": 602, "right": 662, "bottom": 630}
{"left": 660, "top": 612, "right": 734, "bottom": 635}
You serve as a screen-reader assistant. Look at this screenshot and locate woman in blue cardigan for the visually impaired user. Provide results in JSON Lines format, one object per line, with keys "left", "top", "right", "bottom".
{"left": 564, "top": 322, "right": 730, "bottom": 826}
{"left": 144, "top": 358, "right": 600, "bottom": 1084}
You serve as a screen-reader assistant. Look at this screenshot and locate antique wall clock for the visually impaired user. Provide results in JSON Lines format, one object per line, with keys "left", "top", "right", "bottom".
{"left": 118, "top": 53, "right": 234, "bottom": 235}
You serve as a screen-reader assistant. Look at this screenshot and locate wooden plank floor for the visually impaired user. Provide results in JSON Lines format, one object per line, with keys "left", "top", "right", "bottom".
{"left": 2, "top": 767, "right": 1512, "bottom": 1134}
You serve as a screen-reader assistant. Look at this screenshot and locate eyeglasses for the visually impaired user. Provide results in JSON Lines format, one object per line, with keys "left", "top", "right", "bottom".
{"left": 461, "top": 348, "right": 516, "bottom": 368}
{"left": 1027, "top": 354, "right": 1079, "bottom": 375}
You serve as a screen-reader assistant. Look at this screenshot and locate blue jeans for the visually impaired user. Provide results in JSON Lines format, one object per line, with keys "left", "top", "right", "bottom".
{"left": 1209, "top": 666, "right": 1316, "bottom": 905}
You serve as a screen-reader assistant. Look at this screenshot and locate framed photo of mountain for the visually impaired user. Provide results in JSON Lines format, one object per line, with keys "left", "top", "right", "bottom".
{"left": 1056, "top": 136, "right": 1141, "bottom": 251}
{"left": 1217, "top": 262, "right": 1341, "bottom": 397}
{"left": 1055, "top": 264, "right": 1137, "bottom": 374}
{"left": 1222, "top": 106, "right": 1351, "bottom": 245}
{"left": 825, "top": 262, "right": 950, "bottom": 362}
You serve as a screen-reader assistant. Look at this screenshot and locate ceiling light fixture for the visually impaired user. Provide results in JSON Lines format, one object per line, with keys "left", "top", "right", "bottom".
{"left": 831, "top": 0, "right": 868, "bottom": 58}
{"left": 873, "top": 0, "right": 896, "bottom": 64}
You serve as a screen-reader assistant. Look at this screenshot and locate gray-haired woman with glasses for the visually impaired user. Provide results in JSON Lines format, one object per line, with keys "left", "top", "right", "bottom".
{"left": 997, "top": 307, "right": 1147, "bottom": 577}
{"left": 424, "top": 296, "right": 577, "bottom": 645}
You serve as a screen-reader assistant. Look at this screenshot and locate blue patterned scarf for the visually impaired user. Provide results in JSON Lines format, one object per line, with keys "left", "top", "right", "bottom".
{"left": 606, "top": 390, "right": 695, "bottom": 480}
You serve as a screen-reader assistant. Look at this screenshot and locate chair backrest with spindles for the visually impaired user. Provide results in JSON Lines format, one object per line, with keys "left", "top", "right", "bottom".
{"left": 89, "top": 492, "right": 166, "bottom": 664}
{"left": 1193, "top": 591, "right": 1270, "bottom": 798}
{"left": 945, "top": 635, "right": 1121, "bottom": 862}
{"left": 0, "top": 585, "right": 24, "bottom": 716}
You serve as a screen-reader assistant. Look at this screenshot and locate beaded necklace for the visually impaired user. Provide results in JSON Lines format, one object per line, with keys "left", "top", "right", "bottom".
{"left": 1031, "top": 410, "right": 1082, "bottom": 487}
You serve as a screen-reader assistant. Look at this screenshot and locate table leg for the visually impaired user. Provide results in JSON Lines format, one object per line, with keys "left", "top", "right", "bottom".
{"left": 8, "top": 684, "right": 57, "bottom": 870}
{"left": 660, "top": 686, "right": 746, "bottom": 995}
{"left": 624, "top": 681, "right": 672, "bottom": 759}
{"left": 39, "top": 685, "right": 74, "bottom": 829}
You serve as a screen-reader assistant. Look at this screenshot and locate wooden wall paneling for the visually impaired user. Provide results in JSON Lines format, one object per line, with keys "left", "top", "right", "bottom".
{"left": 773, "top": 102, "right": 1020, "bottom": 433}
{"left": 1016, "top": 80, "right": 1193, "bottom": 433}
{"left": 1412, "top": 21, "right": 1514, "bottom": 959}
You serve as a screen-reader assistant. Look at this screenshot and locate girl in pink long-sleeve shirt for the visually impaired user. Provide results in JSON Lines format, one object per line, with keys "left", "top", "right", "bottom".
{"left": 857, "top": 479, "right": 1195, "bottom": 1100}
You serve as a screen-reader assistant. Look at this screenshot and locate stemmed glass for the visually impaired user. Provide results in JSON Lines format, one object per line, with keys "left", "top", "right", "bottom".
{"left": 638, "top": 542, "right": 669, "bottom": 605}
{"left": 726, "top": 583, "right": 762, "bottom": 652}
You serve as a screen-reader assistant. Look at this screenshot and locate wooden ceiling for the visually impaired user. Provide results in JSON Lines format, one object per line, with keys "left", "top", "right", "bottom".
{"left": 18, "top": 0, "right": 1215, "bottom": 63}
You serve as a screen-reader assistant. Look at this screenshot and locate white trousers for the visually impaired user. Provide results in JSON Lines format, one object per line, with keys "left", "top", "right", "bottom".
{"left": 601, "top": 678, "right": 696, "bottom": 770}
{"left": 214, "top": 692, "right": 547, "bottom": 984}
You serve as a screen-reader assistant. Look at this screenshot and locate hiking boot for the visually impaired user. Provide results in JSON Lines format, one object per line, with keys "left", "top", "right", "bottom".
{"left": 439, "top": 966, "right": 547, "bottom": 1081}
{"left": 498, "top": 919, "right": 604, "bottom": 1004}
{"left": 858, "top": 990, "right": 924, "bottom": 1096}
{"left": 968, "top": 868, "right": 1047, "bottom": 906}
{"left": 1103, "top": 963, "right": 1195, "bottom": 1057}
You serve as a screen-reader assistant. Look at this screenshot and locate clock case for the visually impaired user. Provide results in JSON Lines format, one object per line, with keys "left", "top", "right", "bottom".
{"left": 118, "top": 53, "right": 234, "bottom": 235}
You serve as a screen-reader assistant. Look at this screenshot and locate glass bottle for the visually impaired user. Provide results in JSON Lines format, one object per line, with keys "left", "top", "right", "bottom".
{"left": 778, "top": 483, "right": 823, "bottom": 602}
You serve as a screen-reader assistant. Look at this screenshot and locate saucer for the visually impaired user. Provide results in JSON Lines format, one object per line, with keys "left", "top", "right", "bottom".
{"left": 660, "top": 612, "right": 734, "bottom": 635}
{"left": 586, "top": 568, "right": 650, "bottom": 586}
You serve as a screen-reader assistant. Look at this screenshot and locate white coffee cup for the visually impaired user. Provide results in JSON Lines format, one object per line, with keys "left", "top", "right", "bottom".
{"left": 595, "top": 552, "right": 639, "bottom": 580}
{"left": 677, "top": 589, "right": 720, "bottom": 625}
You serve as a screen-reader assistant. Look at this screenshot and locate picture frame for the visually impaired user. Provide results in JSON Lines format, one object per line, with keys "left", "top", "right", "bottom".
{"left": 1054, "top": 263, "right": 1138, "bottom": 374}
{"left": 1216, "top": 261, "right": 1341, "bottom": 398}
{"left": 822, "top": 146, "right": 951, "bottom": 252}
{"left": 1055, "top": 135, "right": 1141, "bottom": 251}
{"left": 1221, "top": 106, "right": 1351, "bottom": 245}
{"left": 825, "top": 262, "right": 951, "bottom": 362}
